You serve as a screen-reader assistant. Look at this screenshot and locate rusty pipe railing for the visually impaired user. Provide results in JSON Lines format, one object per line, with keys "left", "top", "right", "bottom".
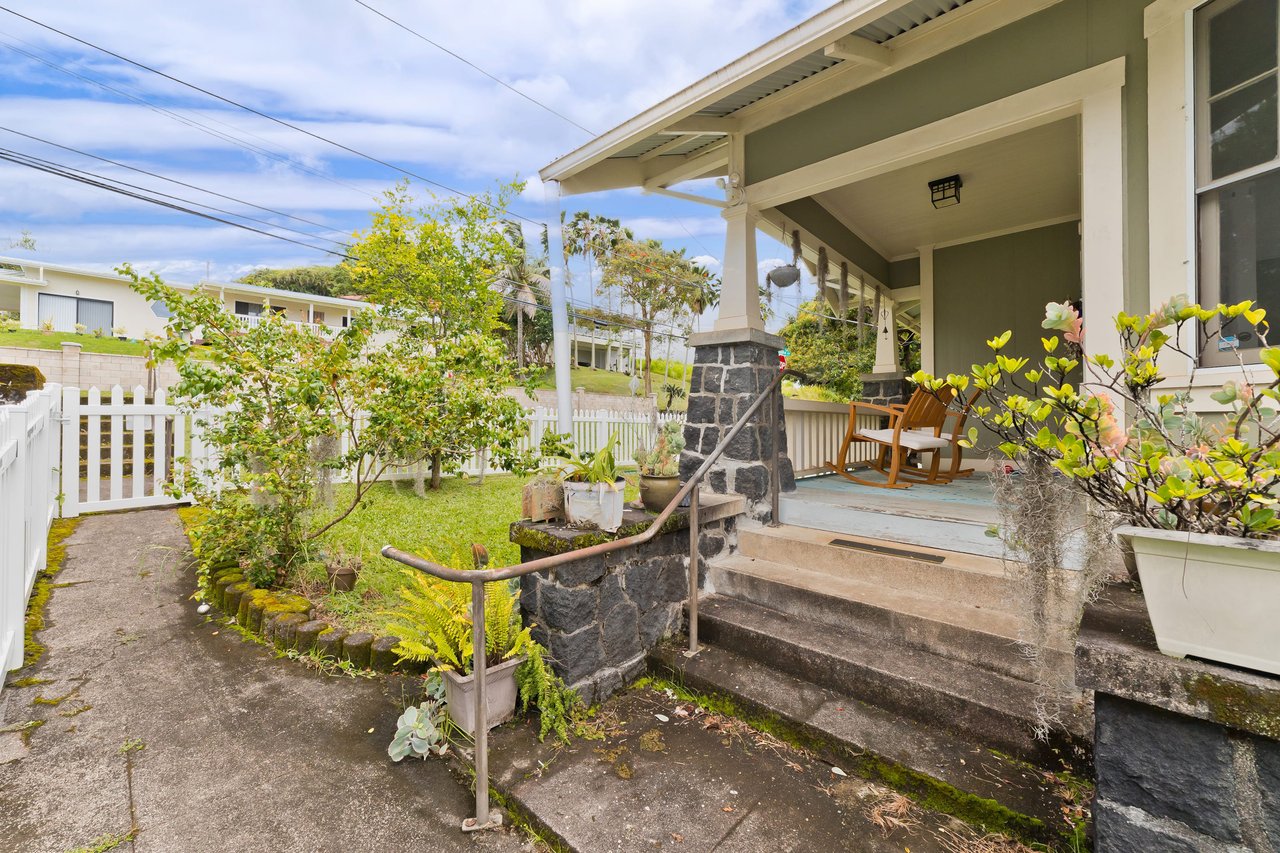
{"left": 381, "top": 368, "right": 803, "bottom": 832}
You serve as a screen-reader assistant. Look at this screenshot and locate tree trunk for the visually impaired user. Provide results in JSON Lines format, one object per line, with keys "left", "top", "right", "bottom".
{"left": 643, "top": 326, "right": 654, "bottom": 396}
{"left": 516, "top": 310, "right": 524, "bottom": 369}
{"left": 430, "top": 452, "right": 442, "bottom": 490}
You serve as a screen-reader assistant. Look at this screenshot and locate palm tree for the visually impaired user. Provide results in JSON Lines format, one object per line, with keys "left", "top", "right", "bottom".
{"left": 494, "top": 221, "right": 549, "bottom": 369}
{"left": 564, "top": 212, "right": 632, "bottom": 370}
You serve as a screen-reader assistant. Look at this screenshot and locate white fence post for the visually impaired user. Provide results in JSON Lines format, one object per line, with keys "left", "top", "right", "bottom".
{"left": 61, "top": 386, "right": 80, "bottom": 518}
{"left": 1, "top": 401, "right": 26, "bottom": 672}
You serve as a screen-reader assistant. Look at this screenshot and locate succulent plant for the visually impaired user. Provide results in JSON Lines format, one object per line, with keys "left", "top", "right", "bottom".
{"left": 634, "top": 420, "right": 685, "bottom": 477}
{"left": 388, "top": 679, "right": 449, "bottom": 761}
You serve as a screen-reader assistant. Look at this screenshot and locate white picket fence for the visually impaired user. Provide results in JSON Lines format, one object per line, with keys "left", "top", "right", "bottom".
{"left": 0, "top": 383, "right": 63, "bottom": 678}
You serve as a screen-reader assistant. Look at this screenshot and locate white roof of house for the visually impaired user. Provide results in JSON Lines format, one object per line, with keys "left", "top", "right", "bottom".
{"left": 540, "top": 0, "right": 974, "bottom": 191}
{"left": 0, "top": 256, "right": 372, "bottom": 309}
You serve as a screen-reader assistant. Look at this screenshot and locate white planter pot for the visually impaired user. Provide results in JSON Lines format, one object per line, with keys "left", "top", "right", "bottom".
{"left": 439, "top": 655, "right": 525, "bottom": 736}
{"left": 562, "top": 479, "right": 626, "bottom": 532}
{"left": 1116, "top": 526, "right": 1280, "bottom": 675}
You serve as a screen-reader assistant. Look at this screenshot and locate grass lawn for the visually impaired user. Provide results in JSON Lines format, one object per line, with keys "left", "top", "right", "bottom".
{"left": 529, "top": 366, "right": 689, "bottom": 410}
{"left": 305, "top": 475, "right": 530, "bottom": 634}
{"left": 0, "top": 329, "right": 150, "bottom": 356}
{"left": 303, "top": 472, "right": 640, "bottom": 635}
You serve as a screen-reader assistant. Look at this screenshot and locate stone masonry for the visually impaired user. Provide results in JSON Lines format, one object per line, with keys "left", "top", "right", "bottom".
{"left": 681, "top": 331, "right": 794, "bottom": 522}
{"left": 859, "top": 371, "right": 910, "bottom": 408}
{"left": 510, "top": 499, "right": 740, "bottom": 706}
{"left": 1077, "top": 594, "right": 1280, "bottom": 851}
{"left": 0, "top": 342, "right": 179, "bottom": 390}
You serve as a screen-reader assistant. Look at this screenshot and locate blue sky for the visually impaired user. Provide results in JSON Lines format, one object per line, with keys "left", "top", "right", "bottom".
{"left": 0, "top": 0, "right": 826, "bottom": 321}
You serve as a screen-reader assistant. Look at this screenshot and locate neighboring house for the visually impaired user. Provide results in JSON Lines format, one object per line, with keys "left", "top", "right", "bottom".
{"left": 570, "top": 321, "right": 638, "bottom": 373}
{"left": 538, "top": 3, "right": 1276, "bottom": 849}
{"left": 0, "top": 256, "right": 371, "bottom": 338}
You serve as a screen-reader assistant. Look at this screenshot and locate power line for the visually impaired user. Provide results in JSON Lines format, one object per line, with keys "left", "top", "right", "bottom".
{"left": 2, "top": 8, "right": 720, "bottom": 306}
{"left": 0, "top": 6, "right": 530, "bottom": 224}
{"left": 0, "top": 127, "right": 349, "bottom": 244}
{"left": 350, "top": 0, "right": 593, "bottom": 135}
{"left": 0, "top": 33, "right": 376, "bottom": 202}
{"left": 0, "top": 148, "right": 351, "bottom": 259}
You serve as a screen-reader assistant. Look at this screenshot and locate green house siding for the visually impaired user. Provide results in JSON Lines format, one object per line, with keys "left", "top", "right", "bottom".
{"left": 890, "top": 257, "right": 921, "bottom": 290}
{"left": 933, "top": 221, "right": 1081, "bottom": 381}
{"left": 745, "top": 0, "right": 1150, "bottom": 312}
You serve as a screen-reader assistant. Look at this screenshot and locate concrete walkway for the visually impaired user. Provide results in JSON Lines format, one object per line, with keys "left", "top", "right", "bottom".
{"left": 0, "top": 509, "right": 524, "bottom": 853}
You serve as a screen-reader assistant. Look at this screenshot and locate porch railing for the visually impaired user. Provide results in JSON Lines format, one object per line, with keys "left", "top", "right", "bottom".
{"left": 381, "top": 368, "right": 804, "bottom": 832}
{"left": 782, "top": 397, "right": 879, "bottom": 477}
{"left": 233, "top": 313, "right": 337, "bottom": 336}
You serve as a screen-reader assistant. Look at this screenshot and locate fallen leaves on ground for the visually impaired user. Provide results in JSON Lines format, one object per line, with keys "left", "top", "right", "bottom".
{"left": 865, "top": 792, "right": 920, "bottom": 836}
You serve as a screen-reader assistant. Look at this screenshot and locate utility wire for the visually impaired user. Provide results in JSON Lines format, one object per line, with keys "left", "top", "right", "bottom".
{"left": 2, "top": 8, "right": 718, "bottom": 309}
{"left": 351, "top": 0, "right": 593, "bottom": 135}
{"left": 0, "top": 149, "right": 351, "bottom": 259}
{"left": 0, "top": 128, "right": 349, "bottom": 245}
{"left": 0, "top": 33, "right": 376, "bottom": 203}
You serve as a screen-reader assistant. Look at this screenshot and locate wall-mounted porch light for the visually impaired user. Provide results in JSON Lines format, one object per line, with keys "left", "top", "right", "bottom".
{"left": 928, "top": 174, "right": 962, "bottom": 209}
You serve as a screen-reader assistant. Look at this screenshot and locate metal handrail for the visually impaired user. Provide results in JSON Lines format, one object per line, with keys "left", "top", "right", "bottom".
{"left": 381, "top": 367, "right": 802, "bottom": 831}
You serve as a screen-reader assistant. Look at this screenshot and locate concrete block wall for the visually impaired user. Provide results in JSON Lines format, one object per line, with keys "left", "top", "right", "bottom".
{"left": 0, "top": 343, "right": 179, "bottom": 391}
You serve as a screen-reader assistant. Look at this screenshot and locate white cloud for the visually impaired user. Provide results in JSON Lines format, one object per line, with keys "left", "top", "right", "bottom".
{"left": 0, "top": 0, "right": 830, "bottom": 271}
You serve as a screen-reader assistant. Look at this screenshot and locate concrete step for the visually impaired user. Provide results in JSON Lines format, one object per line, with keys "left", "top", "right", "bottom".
{"left": 692, "top": 595, "right": 1090, "bottom": 766}
{"left": 778, "top": 492, "right": 1007, "bottom": 558}
{"left": 737, "top": 524, "right": 1016, "bottom": 610}
{"left": 707, "top": 553, "right": 1072, "bottom": 683}
{"left": 650, "top": 642, "right": 1082, "bottom": 847}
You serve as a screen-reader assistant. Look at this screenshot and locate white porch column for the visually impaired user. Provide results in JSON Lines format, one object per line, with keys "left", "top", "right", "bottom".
{"left": 872, "top": 293, "right": 900, "bottom": 374}
{"left": 919, "top": 246, "right": 935, "bottom": 374}
{"left": 713, "top": 204, "right": 764, "bottom": 332}
{"left": 1081, "top": 85, "right": 1126, "bottom": 410}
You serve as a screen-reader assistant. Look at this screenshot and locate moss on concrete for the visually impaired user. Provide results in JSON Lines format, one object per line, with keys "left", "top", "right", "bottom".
{"left": 16, "top": 518, "right": 80, "bottom": 672}
{"left": 1185, "top": 673, "right": 1280, "bottom": 740}
{"left": 509, "top": 507, "right": 692, "bottom": 556}
{"left": 639, "top": 672, "right": 1059, "bottom": 848}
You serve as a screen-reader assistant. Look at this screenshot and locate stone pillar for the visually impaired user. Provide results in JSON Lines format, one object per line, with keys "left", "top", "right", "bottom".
{"left": 681, "top": 328, "right": 794, "bottom": 522}
{"left": 60, "top": 341, "right": 81, "bottom": 387}
{"left": 859, "top": 371, "right": 909, "bottom": 407}
{"left": 510, "top": 499, "right": 740, "bottom": 706}
{"left": 1077, "top": 595, "right": 1280, "bottom": 851}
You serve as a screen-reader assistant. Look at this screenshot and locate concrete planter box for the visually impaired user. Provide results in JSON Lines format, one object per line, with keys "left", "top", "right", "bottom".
{"left": 1117, "top": 526, "right": 1280, "bottom": 675}
{"left": 563, "top": 480, "right": 625, "bottom": 532}
{"left": 440, "top": 655, "right": 525, "bottom": 735}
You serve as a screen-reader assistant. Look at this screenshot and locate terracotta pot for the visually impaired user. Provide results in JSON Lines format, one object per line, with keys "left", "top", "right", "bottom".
{"left": 639, "top": 474, "right": 681, "bottom": 512}
{"left": 1116, "top": 526, "right": 1280, "bottom": 675}
{"left": 326, "top": 563, "right": 358, "bottom": 592}
{"left": 440, "top": 655, "right": 525, "bottom": 735}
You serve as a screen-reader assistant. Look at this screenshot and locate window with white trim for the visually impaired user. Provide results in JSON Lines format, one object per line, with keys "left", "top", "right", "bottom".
{"left": 1196, "top": 0, "right": 1280, "bottom": 364}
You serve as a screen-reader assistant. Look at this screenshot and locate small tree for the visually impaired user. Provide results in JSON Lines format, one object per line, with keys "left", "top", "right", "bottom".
{"left": 344, "top": 180, "right": 532, "bottom": 490}
{"left": 123, "top": 266, "right": 426, "bottom": 588}
{"left": 602, "top": 239, "right": 713, "bottom": 396}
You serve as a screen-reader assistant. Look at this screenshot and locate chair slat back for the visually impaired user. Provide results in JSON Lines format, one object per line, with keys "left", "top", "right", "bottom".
{"left": 899, "top": 385, "right": 955, "bottom": 432}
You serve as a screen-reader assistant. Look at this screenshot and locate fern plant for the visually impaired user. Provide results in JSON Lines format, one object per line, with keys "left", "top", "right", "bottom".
{"left": 386, "top": 566, "right": 578, "bottom": 741}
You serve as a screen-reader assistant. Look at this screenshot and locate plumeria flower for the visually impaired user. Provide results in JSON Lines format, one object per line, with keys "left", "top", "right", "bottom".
{"left": 1043, "top": 301, "right": 1083, "bottom": 344}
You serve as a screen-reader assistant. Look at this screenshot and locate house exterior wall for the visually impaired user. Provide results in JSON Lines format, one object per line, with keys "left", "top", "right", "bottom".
{"left": 932, "top": 221, "right": 1082, "bottom": 380}
{"left": 14, "top": 268, "right": 169, "bottom": 337}
{"left": 745, "top": 0, "right": 1151, "bottom": 314}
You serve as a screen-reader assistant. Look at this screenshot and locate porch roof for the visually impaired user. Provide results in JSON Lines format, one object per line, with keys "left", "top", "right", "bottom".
{"left": 540, "top": 0, "right": 978, "bottom": 194}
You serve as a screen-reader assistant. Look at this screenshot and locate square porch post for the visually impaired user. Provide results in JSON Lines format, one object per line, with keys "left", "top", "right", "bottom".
{"left": 681, "top": 202, "right": 794, "bottom": 522}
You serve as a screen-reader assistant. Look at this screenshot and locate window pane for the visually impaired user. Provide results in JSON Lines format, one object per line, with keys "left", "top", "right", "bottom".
{"left": 1208, "top": 0, "right": 1278, "bottom": 95}
{"left": 1210, "top": 76, "right": 1279, "bottom": 178}
{"left": 1203, "top": 169, "right": 1280, "bottom": 357}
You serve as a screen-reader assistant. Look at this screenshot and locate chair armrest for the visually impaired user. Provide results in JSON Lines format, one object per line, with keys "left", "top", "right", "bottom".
{"left": 850, "top": 401, "right": 902, "bottom": 418}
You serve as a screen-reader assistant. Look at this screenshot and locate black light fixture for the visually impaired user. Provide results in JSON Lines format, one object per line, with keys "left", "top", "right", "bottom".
{"left": 928, "top": 174, "right": 963, "bottom": 209}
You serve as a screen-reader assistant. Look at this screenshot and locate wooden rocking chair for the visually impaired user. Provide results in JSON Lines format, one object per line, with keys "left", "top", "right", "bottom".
{"left": 825, "top": 385, "right": 957, "bottom": 489}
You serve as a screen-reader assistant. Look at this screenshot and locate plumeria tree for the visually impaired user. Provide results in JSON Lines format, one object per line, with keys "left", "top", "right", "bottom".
{"left": 913, "top": 297, "right": 1280, "bottom": 538}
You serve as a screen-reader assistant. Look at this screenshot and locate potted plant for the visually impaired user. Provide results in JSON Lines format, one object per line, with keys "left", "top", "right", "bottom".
{"left": 324, "top": 549, "right": 362, "bottom": 592}
{"left": 634, "top": 420, "right": 685, "bottom": 512}
{"left": 913, "top": 297, "right": 1280, "bottom": 675}
{"left": 40, "top": 317, "right": 54, "bottom": 335}
{"left": 112, "top": 325, "right": 127, "bottom": 340}
{"left": 387, "top": 568, "right": 572, "bottom": 739}
{"left": 549, "top": 432, "right": 626, "bottom": 532}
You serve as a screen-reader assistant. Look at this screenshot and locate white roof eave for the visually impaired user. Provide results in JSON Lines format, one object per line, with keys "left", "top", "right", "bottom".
{"left": 538, "top": 0, "right": 908, "bottom": 184}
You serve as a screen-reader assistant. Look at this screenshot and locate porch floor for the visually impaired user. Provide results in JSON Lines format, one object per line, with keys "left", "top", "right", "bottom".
{"left": 780, "top": 471, "right": 1005, "bottom": 559}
